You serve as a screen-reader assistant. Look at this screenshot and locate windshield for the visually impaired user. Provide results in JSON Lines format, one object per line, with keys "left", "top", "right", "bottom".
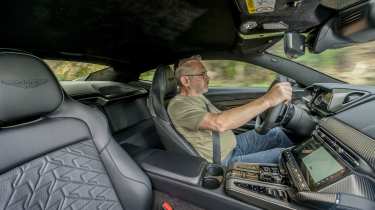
{"left": 268, "top": 39, "right": 375, "bottom": 85}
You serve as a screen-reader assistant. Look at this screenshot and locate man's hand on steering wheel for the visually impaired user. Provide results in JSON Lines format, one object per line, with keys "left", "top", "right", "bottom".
{"left": 264, "top": 82, "right": 293, "bottom": 107}
{"left": 255, "top": 82, "right": 293, "bottom": 134}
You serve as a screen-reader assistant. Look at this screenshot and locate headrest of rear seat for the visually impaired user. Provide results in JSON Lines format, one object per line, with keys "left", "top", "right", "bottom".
{"left": 0, "top": 52, "right": 63, "bottom": 126}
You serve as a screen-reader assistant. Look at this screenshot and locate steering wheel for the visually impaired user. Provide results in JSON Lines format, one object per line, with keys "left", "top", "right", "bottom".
{"left": 255, "top": 75, "right": 289, "bottom": 135}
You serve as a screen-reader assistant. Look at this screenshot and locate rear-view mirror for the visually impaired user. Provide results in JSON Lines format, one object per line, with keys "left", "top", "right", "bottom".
{"left": 284, "top": 32, "right": 305, "bottom": 59}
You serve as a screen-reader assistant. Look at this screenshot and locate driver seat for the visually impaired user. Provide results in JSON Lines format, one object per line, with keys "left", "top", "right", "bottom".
{"left": 147, "top": 65, "right": 200, "bottom": 157}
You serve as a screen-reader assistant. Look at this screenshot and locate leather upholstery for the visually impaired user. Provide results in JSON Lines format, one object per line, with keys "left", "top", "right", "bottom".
{"left": 0, "top": 140, "right": 123, "bottom": 210}
{"left": 0, "top": 52, "right": 152, "bottom": 210}
{"left": 148, "top": 65, "right": 199, "bottom": 157}
{"left": 0, "top": 52, "right": 63, "bottom": 126}
{"left": 150, "top": 65, "right": 177, "bottom": 121}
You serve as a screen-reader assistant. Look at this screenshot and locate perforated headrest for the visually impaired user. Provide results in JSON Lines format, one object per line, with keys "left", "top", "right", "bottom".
{"left": 0, "top": 52, "right": 63, "bottom": 125}
{"left": 151, "top": 65, "right": 177, "bottom": 99}
{"left": 149, "top": 65, "right": 177, "bottom": 121}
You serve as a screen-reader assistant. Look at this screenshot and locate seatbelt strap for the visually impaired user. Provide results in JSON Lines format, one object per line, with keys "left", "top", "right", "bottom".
{"left": 205, "top": 102, "right": 221, "bottom": 164}
{"left": 212, "top": 130, "right": 221, "bottom": 164}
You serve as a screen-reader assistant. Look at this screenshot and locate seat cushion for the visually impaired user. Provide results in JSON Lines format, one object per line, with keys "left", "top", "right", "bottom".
{"left": 0, "top": 140, "right": 122, "bottom": 210}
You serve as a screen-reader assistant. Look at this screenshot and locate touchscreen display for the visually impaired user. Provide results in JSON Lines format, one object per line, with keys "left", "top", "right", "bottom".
{"left": 293, "top": 138, "right": 346, "bottom": 190}
{"left": 302, "top": 147, "right": 344, "bottom": 183}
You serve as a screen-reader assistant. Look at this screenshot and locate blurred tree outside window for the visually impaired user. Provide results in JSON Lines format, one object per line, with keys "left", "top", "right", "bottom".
{"left": 139, "top": 61, "right": 277, "bottom": 87}
{"left": 45, "top": 60, "right": 108, "bottom": 81}
{"left": 139, "top": 69, "right": 156, "bottom": 81}
{"left": 268, "top": 39, "right": 375, "bottom": 85}
{"left": 203, "top": 60, "right": 276, "bottom": 87}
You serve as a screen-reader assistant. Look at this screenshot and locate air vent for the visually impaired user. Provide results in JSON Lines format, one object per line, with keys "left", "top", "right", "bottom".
{"left": 316, "top": 128, "right": 360, "bottom": 167}
{"left": 339, "top": 8, "right": 364, "bottom": 27}
{"left": 316, "top": 128, "right": 338, "bottom": 150}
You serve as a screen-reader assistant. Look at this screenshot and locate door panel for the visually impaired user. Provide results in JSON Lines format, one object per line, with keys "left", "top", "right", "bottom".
{"left": 205, "top": 87, "right": 268, "bottom": 110}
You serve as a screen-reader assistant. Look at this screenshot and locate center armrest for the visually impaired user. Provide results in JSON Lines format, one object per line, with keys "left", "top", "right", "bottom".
{"left": 136, "top": 149, "right": 208, "bottom": 185}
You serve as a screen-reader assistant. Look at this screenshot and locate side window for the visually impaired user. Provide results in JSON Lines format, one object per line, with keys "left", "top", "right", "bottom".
{"left": 139, "top": 65, "right": 174, "bottom": 81}
{"left": 139, "top": 69, "right": 156, "bottom": 81}
{"left": 203, "top": 60, "right": 277, "bottom": 87}
{"left": 45, "top": 60, "right": 108, "bottom": 81}
{"left": 137, "top": 61, "right": 276, "bottom": 87}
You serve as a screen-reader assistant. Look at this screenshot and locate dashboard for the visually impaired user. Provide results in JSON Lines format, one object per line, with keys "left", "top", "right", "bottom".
{"left": 279, "top": 83, "right": 375, "bottom": 208}
{"left": 306, "top": 83, "right": 371, "bottom": 116}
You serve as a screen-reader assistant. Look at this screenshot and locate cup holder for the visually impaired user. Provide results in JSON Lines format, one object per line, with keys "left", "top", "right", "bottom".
{"left": 202, "top": 164, "right": 225, "bottom": 189}
{"left": 206, "top": 164, "right": 224, "bottom": 176}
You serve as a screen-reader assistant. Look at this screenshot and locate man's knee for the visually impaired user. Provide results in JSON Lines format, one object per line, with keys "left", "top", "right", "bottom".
{"left": 229, "top": 147, "right": 283, "bottom": 164}
{"left": 271, "top": 127, "right": 293, "bottom": 147}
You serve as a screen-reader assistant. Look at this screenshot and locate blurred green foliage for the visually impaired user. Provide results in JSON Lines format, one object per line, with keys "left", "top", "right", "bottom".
{"left": 139, "top": 60, "right": 277, "bottom": 87}
{"left": 139, "top": 69, "right": 157, "bottom": 81}
{"left": 45, "top": 60, "right": 107, "bottom": 81}
{"left": 268, "top": 39, "right": 375, "bottom": 85}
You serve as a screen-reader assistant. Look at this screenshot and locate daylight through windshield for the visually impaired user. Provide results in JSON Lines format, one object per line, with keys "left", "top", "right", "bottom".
{"left": 268, "top": 39, "right": 375, "bottom": 85}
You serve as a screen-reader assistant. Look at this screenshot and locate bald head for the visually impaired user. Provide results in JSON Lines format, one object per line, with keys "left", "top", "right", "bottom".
{"left": 175, "top": 55, "right": 205, "bottom": 86}
{"left": 174, "top": 55, "right": 209, "bottom": 96}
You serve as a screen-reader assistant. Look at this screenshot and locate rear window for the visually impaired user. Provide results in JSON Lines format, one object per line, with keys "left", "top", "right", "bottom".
{"left": 45, "top": 60, "right": 108, "bottom": 81}
{"left": 139, "top": 69, "right": 156, "bottom": 81}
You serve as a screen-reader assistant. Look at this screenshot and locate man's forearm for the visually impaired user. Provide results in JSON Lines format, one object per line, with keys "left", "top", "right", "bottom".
{"left": 216, "top": 96, "right": 271, "bottom": 131}
{"left": 199, "top": 82, "right": 292, "bottom": 132}
{"left": 200, "top": 96, "right": 271, "bottom": 132}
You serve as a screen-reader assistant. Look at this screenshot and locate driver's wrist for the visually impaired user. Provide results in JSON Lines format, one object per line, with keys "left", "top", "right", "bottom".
{"left": 260, "top": 95, "right": 272, "bottom": 109}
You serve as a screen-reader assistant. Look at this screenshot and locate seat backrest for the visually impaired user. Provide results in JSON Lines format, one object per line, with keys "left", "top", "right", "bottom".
{"left": 0, "top": 52, "right": 152, "bottom": 210}
{"left": 148, "top": 65, "right": 199, "bottom": 157}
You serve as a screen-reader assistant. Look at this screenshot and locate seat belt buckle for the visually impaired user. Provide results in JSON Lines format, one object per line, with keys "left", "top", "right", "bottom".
{"left": 161, "top": 201, "right": 173, "bottom": 210}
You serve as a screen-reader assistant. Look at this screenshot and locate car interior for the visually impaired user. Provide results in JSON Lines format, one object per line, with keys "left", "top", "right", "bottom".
{"left": 1, "top": 0, "right": 375, "bottom": 210}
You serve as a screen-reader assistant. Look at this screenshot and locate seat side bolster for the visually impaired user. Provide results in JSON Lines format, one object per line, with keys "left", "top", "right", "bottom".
{"left": 101, "top": 139, "right": 153, "bottom": 210}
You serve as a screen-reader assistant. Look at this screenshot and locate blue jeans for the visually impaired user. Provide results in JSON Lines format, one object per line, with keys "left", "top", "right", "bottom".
{"left": 224, "top": 127, "right": 293, "bottom": 165}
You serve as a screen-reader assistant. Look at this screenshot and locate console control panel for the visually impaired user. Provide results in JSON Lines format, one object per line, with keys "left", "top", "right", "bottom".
{"left": 225, "top": 163, "right": 291, "bottom": 202}
{"left": 227, "top": 163, "right": 286, "bottom": 184}
{"left": 233, "top": 181, "right": 289, "bottom": 201}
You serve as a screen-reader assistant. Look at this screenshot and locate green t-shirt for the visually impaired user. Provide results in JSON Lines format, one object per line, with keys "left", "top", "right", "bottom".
{"left": 167, "top": 94, "right": 236, "bottom": 162}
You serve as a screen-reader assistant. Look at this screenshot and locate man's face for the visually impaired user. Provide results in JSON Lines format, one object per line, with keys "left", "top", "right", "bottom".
{"left": 183, "top": 60, "right": 210, "bottom": 94}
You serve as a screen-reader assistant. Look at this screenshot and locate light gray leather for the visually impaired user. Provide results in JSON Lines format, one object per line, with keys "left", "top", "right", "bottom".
{"left": 0, "top": 52, "right": 152, "bottom": 210}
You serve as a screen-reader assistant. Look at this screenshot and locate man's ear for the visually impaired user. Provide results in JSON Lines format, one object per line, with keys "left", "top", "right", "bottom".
{"left": 180, "top": 76, "right": 190, "bottom": 87}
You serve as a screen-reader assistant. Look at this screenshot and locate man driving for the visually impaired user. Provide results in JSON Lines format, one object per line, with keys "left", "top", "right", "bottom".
{"left": 168, "top": 55, "right": 293, "bottom": 165}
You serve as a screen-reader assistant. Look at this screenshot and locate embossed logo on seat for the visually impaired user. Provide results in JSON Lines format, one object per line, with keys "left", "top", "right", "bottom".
{"left": 0, "top": 79, "right": 48, "bottom": 89}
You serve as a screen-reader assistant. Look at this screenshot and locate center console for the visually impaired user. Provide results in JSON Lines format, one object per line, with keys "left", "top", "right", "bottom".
{"left": 223, "top": 134, "right": 352, "bottom": 209}
{"left": 137, "top": 149, "right": 306, "bottom": 210}
{"left": 136, "top": 129, "right": 374, "bottom": 210}
{"left": 225, "top": 162, "right": 291, "bottom": 203}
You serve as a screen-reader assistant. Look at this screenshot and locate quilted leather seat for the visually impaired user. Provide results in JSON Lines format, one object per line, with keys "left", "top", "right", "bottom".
{"left": 0, "top": 52, "right": 152, "bottom": 210}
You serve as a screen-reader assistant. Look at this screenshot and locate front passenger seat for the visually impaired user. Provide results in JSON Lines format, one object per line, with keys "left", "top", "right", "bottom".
{"left": 0, "top": 52, "right": 152, "bottom": 210}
